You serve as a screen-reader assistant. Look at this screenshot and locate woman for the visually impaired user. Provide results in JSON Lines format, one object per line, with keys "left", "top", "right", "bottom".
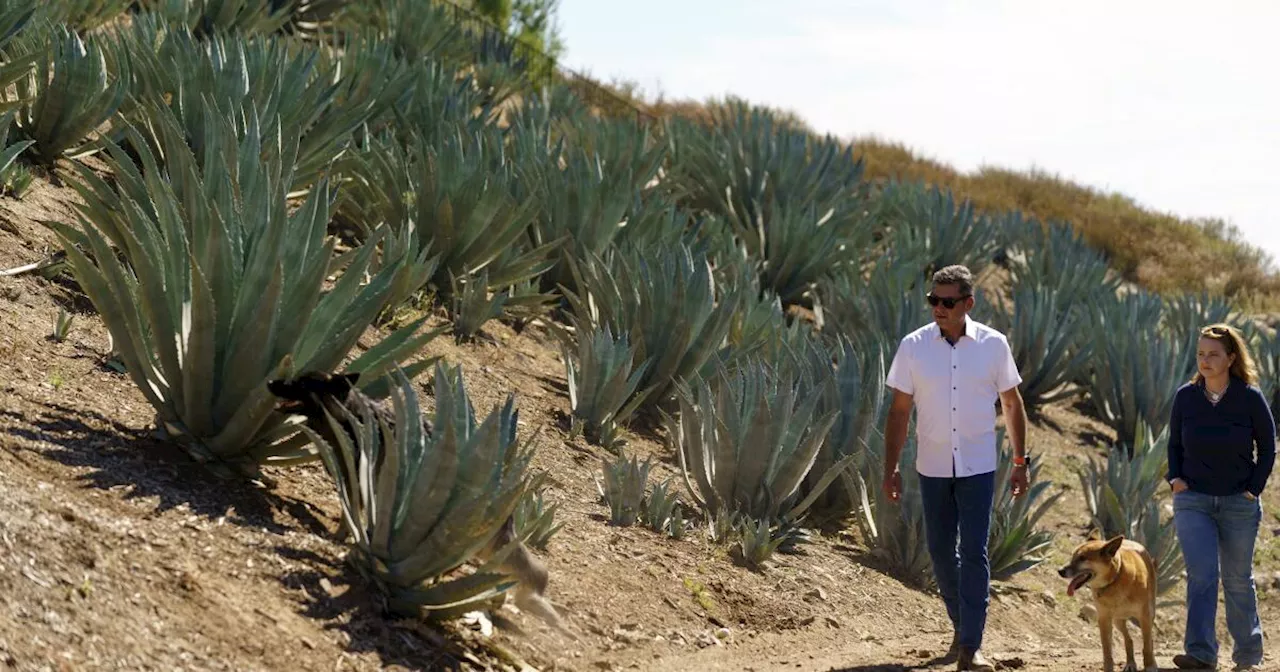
{"left": 1166, "top": 323, "right": 1275, "bottom": 671}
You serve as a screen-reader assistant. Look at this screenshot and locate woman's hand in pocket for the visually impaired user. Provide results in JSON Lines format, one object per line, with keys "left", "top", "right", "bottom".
{"left": 1170, "top": 478, "right": 1189, "bottom": 494}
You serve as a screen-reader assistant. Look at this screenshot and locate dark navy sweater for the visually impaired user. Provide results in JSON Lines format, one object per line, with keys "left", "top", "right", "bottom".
{"left": 1166, "top": 378, "right": 1276, "bottom": 497}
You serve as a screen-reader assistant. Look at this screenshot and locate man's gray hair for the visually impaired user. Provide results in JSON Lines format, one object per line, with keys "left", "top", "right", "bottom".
{"left": 932, "top": 264, "right": 974, "bottom": 296}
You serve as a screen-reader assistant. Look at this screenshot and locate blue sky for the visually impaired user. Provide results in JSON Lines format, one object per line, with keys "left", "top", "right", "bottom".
{"left": 554, "top": 0, "right": 1280, "bottom": 267}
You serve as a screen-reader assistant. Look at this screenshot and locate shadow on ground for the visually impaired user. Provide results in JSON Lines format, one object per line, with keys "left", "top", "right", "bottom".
{"left": 278, "top": 546, "right": 516, "bottom": 671}
{"left": 0, "top": 402, "right": 333, "bottom": 538}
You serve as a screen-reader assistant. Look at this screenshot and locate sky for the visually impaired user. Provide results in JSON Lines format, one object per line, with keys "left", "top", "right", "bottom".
{"left": 553, "top": 0, "right": 1280, "bottom": 268}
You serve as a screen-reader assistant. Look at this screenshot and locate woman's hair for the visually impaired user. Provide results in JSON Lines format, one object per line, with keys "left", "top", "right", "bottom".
{"left": 1191, "top": 323, "right": 1258, "bottom": 386}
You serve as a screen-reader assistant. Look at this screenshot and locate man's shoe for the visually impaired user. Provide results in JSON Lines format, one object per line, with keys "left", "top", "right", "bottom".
{"left": 956, "top": 647, "right": 995, "bottom": 672}
{"left": 1231, "top": 664, "right": 1260, "bottom": 672}
{"left": 1172, "top": 653, "right": 1215, "bottom": 669}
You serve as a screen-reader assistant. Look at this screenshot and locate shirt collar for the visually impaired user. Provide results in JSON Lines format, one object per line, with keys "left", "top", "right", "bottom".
{"left": 932, "top": 316, "right": 977, "bottom": 341}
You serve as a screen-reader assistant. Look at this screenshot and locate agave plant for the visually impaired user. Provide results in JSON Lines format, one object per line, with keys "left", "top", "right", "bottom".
{"left": 877, "top": 180, "right": 1003, "bottom": 280}
{"left": 820, "top": 259, "right": 929, "bottom": 344}
{"left": 987, "top": 283, "right": 1093, "bottom": 408}
{"left": 0, "top": 109, "right": 33, "bottom": 194}
{"left": 0, "top": 2, "right": 37, "bottom": 104}
{"left": 6, "top": 24, "right": 128, "bottom": 165}
{"left": 512, "top": 484, "right": 563, "bottom": 552}
{"left": 523, "top": 115, "right": 667, "bottom": 296}
{"left": 795, "top": 334, "right": 889, "bottom": 522}
{"left": 118, "top": 22, "right": 408, "bottom": 194}
{"left": 140, "top": 0, "right": 294, "bottom": 37}
{"left": 298, "top": 365, "right": 538, "bottom": 620}
{"left": 1162, "top": 290, "right": 1241, "bottom": 351}
{"left": 662, "top": 100, "right": 874, "bottom": 305}
{"left": 561, "top": 321, "right": 655, "bottom": 451}
{"left": 852, "top": 427, "right": 933, "bottom": 588}
{"left": 1008, "top": 218, "right": 1119, "bottom": 303}
{"left": 47, "top": 103, "right": 439, "bottom": 471}
{"left": 1077, "top": 422, "right": 1183, "bottom": 595}
{"left": 337, "top": 126, "right": 559, "bottom": 304}
{"left": 597, "top": 452, "right": 653, "bottom": 527}
{"left": 987, "top": 430, "right": 1062, "bottom": 580}
{"left": 563, "top": 242, "right": 742, "bottom": 419}
{"left": 1251, "top": 325, "right": 1280, "bottom": 412}
{"left": 666, "top": 354, "right": 851, "bottom": 551}
{"left": 1086, "top": 291, "right": 1194, "bottom": 448}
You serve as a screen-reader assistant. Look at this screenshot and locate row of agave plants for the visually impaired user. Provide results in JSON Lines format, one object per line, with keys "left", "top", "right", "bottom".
{"left": 3, "top": 0, "right": 1272, "bottom": 622}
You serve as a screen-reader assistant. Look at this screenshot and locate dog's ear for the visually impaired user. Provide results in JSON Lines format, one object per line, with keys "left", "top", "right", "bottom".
{"left": 1086, "top": 527, "right": 1102, "bottom": 542}
{"left": 1102, "top": 535, "right": 1125, "bottom": 557}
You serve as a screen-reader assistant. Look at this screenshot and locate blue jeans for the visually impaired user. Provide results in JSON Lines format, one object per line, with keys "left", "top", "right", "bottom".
{"left": 918, "top": 469, "right": 996, "bottom": 650}
{"left": 1172, "top": 490, "right": 1265, "bottom": 667}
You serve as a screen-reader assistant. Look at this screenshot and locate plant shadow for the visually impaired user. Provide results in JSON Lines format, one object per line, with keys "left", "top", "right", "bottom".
{"left": 276, "top": 547, "right": 522, "bottom": 671}
{"left": 0, "top": 402, "right": 332, "bottom": 538}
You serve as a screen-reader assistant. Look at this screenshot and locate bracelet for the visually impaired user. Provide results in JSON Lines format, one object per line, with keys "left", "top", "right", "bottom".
{"left": 1013, "top": 455, "right": 1028, "bottom": 467}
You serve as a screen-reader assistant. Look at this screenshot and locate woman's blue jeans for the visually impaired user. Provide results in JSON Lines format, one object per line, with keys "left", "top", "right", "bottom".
{"left": 1172, "top": 489, "right": 1265, "bottom": 667}
{"left": 918, "top": 469, "right": 996, "bottom": 651}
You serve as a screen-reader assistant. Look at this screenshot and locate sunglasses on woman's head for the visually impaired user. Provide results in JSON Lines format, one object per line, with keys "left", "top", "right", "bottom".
{"left": 926, "top": 293, "right": 970, "bottom": 309}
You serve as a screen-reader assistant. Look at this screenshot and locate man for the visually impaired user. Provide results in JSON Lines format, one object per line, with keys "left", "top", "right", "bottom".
{"left": 882, "top": 264, "right": 1030, "bottom": 672}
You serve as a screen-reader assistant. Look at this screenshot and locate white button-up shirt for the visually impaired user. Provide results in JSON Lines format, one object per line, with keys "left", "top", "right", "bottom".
{"left": 885, "top": 316, "right": 1022, "bottom": 478}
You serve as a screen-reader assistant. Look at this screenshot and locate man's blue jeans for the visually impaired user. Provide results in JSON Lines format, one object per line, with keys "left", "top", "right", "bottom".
{"left": 1172, "top": 490, "right": 1265, "bottom": 667}
{"left": 918, "top": 469, "right": 996, "bottom": 650}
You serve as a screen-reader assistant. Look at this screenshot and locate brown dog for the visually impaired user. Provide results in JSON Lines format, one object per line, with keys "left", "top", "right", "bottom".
{"left": 268, "top": 371, "right": 570, "bottom": 637}
{"left": 1058, "top": 531, "right": 1157, "bottom": 672}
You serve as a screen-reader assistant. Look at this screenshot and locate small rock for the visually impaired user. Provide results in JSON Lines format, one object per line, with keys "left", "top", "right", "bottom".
{"left": 799, "top": 615, "right": 817, "bottom": 627}
{"left": 1039, "top": 590, "right": 1056, "bottom": 607}
{"left": 1078, "top": 604, "right": 1097, "bottom": 622}
{"left": 714, "top": 628, "right": 731, "bottom": 641}
{"left": 825, "top": 616, "right": 841, "bottom": 629}
{"left": 805, "top": 587, "right": 827, "bottom": 602}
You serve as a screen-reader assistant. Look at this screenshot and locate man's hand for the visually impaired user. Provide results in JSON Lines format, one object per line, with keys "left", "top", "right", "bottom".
{"left": 883, "top": 468, "right": 902, "bottom": 503}
{"left": 1170, "top": 478, "right": 1189, "bottom": 494}
{"left": 1011, "top": 464, "right": 1029, "bottom": 497}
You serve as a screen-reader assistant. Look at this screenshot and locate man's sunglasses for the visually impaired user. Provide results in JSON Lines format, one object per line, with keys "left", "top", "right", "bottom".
{"left": 926, "top": 293, "right": 971, "bottom": 309}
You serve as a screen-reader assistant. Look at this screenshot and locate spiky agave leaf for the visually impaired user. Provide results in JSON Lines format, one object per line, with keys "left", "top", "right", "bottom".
{"left": 337, "top": 126, "right": 558, "bottom": 303}
{"left": 852, "top": 427, "right": 933, "bottom": 588}
{"left": 877, "top": 179, "right": 1003, "bottom": 280}
{"left": 1076, "top": 422, "right": 1182, "bottom": 595}
{"left": 1007, "top": 218, "right": 1119, "bottom": 303}
{"left": 795, "top": 333, "right": 889, "bottom": 522}
{"left": 560, "top": 321, "right": 655, "bottom": 452}
{"left": 8, "top": 24, "right": 128, "bottom": 165}
{"left": 987, "top": 429, "right": 1062, "bottom": 580}
{"left": 1086, "top": 292, "right": 1193, "bottom": 448}
{"left": 987, "top": 283, "right": 1093, "bottom": 408}
{"left": 666, "top": 353, "right": 847, "bottom": 540}
{"left": 512, "top": 483, "right": 563, "bottom": 552}
{"left": 119, "top": 21, "right": 409, "bottom": 194}
{"left": 46, "top": 101, "right": 439, "bottom": 469}
{"left": 299, "top": 364, "right": 537, "bottom": 620}
{"left": 662, "top": 100, "right": 874, "bottom": 305}
{"left": 595, "top": 452, "right": 653, "bottom": 527}
{"left": 563, "top": 242, "right": 742, "bottom": 419}
{"left": 522, "top": 114, "right": 666, "bottom": 296}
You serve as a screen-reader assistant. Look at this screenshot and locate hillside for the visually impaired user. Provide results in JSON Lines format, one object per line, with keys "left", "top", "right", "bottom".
{"left": 0, "top": 2, "right": 1278, "bottom": 672}
{"left": 637, "top": 96, "right": 1280, "bottom": 311}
